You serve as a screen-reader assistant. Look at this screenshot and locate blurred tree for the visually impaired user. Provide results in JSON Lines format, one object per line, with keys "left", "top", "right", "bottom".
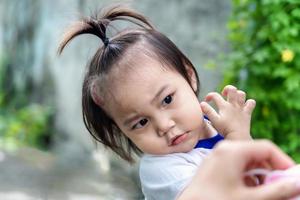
{"left": 0, "top": 0, "right": 54, "bottom": 151}
{"left": 0, "top": 55, "right": 54, "bottom": 151}
{"left": 223, "top": 0, "right": 300, "bottom": 161}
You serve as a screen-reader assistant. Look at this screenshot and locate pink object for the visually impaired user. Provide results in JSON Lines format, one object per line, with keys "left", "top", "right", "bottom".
{"left": 245, "top": 166, "right": 300, "bottom": 200}
{"left": 265, "top": 168, "right": 300, "bottom": 184}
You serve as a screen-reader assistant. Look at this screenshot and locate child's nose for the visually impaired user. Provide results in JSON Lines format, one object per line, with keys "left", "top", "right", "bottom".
{"left": 157, "top": 116, "right": 175, "bottom": 136}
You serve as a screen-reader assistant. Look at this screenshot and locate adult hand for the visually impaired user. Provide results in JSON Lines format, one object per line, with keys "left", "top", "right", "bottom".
{"left": 178, "top": 140, "right": 300, "bottom": 200}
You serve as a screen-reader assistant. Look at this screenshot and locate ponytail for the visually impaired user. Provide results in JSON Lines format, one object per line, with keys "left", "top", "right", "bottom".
{"left": 58, "top": 5, "right": 153, "bottom": 54}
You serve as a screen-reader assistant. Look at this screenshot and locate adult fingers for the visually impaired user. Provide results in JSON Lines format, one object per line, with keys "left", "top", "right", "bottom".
{"left": 239, "top": 140, "right": 295, "bottom": 170}
{"left": 215, "top": 140, "right": 295, "bottom": 173}
{"left": 246, "top": 179, "right": 300, "bottom": 200}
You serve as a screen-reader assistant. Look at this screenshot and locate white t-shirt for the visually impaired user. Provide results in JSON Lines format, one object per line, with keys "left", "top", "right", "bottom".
{"left": 139, "top": 148, "right": 211, "bottom": 200}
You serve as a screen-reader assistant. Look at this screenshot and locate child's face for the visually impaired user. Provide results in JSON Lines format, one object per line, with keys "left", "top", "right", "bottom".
{"left": 105, "top": 58, "right": 207, "bottom": 155}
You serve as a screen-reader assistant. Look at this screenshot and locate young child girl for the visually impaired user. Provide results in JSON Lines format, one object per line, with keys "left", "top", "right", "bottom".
{"left": 58, "top": 5, "right": 256, "bottom": 200}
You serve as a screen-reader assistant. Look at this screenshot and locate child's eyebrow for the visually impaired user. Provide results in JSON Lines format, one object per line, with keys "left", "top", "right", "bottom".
{"left": 151, "top": 85, "right": 168, "bottom": 104}
{"left": 123, "top": 115, "right": 140, "bottom": 127}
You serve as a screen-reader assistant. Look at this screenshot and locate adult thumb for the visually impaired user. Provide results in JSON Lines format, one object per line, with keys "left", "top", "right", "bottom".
{"left": 249, "top": 179, "right": 300, "bottom": 200}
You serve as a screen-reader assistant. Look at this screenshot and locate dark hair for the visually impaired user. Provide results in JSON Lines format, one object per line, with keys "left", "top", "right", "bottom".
{"left": 58, "top": 5, "right": 200, "bottom": 163}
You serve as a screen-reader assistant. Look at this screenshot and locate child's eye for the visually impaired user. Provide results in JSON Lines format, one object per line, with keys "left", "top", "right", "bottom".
{"left": 162, "top": 95, "right": 173, "bottom": 105}
{"left": 133, "top": 118, "right": 148, "bottom": 129}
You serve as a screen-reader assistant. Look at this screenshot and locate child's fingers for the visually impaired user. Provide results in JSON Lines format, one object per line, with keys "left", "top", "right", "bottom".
{"left": 244, "top": 99, "right": 256, "bottom": 114}
{"left": 222, "top": 85, "right": 238, "bottom": 104}
{"left": 237, "top": 90, "right": 246, "bottom": 105}
{"left": 222, "top": 85, "right": 236, "bottom": 96}
{"left": 200, "top": 101, "right": 219, "bottom": 122}
{"left": 204, "top": 92, "right": 225, "bottom": 108}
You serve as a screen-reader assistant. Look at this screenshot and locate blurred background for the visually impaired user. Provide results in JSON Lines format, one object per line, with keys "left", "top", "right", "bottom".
{"left": 0, "top": 0, "right": 299, "bottom": 199}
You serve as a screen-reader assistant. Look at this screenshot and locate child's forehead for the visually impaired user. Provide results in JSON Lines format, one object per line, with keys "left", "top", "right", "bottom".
{"left": 104, "top": 61, "right": 179, "bottom": 114}
{"left": 109, "top": 54, "right": 173, "bottom": 82}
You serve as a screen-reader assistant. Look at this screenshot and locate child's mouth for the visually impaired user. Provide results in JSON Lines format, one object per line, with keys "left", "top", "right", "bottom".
{"left": 171, "top": 132, "right": 188, "bottom": 146}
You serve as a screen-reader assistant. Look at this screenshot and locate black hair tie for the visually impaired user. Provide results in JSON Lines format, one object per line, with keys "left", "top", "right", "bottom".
{"left": 103, "top": 37, "right": 109, "bottom": 47}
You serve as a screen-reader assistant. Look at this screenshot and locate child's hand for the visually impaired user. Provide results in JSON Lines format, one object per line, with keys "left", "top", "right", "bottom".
{"left": 200, "top": 85, "right": 256, "bottom": 140}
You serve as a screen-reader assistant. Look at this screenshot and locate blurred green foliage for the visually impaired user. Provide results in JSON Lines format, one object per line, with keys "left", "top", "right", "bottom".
{"left": 0, "top": 54, "right": 53, "bottom": 152}
{"left": 223, "top": 0, "right": 300, "bottom": 161}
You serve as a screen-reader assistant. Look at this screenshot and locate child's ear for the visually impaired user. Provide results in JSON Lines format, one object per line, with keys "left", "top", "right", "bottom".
{"left": 186, "top": 66, "right": 198, "bottom": 92}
